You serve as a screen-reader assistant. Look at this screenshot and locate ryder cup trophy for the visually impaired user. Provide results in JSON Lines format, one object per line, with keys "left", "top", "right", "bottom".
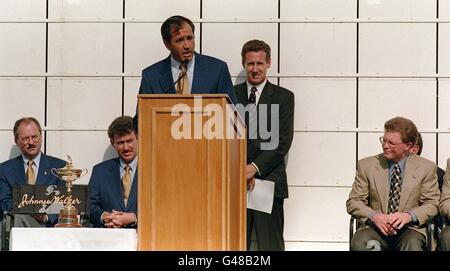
{"left": 51, "top": 155, "right": 87, "bottom": 227}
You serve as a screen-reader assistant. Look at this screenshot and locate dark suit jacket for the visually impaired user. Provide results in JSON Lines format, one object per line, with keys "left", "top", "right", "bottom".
{"left": 234, "top": 81, "right": 295, "bottom": 199}
{"left": 0, "top": 153, "right": 66, "bottom": 225}
{"left": 88, "top": 158, "right": 137, "bottom": 228}
{"left": 139, "top": 52, "right": 237, "bottom": 104}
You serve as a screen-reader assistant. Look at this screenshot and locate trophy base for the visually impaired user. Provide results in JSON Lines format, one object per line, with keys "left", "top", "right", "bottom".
{"left": 55, "top": 206, "right": 81, "bottom": 228}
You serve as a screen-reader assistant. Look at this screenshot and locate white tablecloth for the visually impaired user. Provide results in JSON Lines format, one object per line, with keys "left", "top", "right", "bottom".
{"left": 10, "top": 227, "right": 138, "bottom": 251}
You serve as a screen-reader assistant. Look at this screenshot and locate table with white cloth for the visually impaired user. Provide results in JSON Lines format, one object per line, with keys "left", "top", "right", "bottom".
{"left": 9, "top": 227, "right": 138, "bottom": 251}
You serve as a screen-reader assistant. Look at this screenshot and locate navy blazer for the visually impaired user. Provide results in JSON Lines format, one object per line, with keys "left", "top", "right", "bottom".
{"left": 88, "top": 158, "right": 137, "bottom": 228}
{"left": 0, "top": 153, "right": 66, "bottom": 224}
{"left": 139, "top": 52, "right": 237, "bottom": 104}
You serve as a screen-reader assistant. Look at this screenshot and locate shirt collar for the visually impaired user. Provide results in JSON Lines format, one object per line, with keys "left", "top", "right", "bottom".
{"left": 170, "top": 54, "right": 195, "bottom": 70}
{"left": 120, "top": 156, "right": 138, "bottom": 172}
{"left": 22, "top": 152, "right": 41, "bottom": 166}
{"left": 388, "top": 154, "right": 409, "bottom": 170}
{"left": 246, "top": 79, "right": 267, "bottom": 94}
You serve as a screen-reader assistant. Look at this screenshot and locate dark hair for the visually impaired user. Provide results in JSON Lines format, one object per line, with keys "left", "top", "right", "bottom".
{"left": 384, "top": 116, "right": 418, "bottom": 145}
{"left": 241, "top": 39, "right": 271, "bottom": 66}
{"left": 414, "top": 132, "right": 423, "bottom": 155}
{"left": 108, "top": 116, "right": 136, "bottom": 139}
{"left": 13, "top": 117, "right": 42, "bottom": 141}
{"left": 161, "top": 15, "right": 195, "bottom": 43}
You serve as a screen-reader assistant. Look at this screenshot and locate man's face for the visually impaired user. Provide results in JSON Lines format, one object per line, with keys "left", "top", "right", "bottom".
{"left": 15, "top": 122, "right": 42, "bottom": 160}
{"left": 381, "top": 131, "right": 412, "bottom": 162}
{"left": 111, "top": 132, "right": 138, "bottom": 164}
{"left": 164, "top": 22, "right": 195, "bottom": 63}
{"left": 243, "top": 50, "right": 271, "bottom": 86}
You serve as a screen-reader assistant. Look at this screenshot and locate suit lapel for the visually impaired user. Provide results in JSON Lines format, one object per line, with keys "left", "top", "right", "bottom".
{"left": 398, "top": 155, "right": 419, "bottom": 212}
{"left": 235, "top": 83, "right": 248, "bottom": 106}
{"left": 257, "top": 81, "right": 274, "bottom": 106}
{"left": 192, "top": 53, "right": 207, "bottom": 93}
{"left": 126, "top": 170, "right": 138, "bottom": 211}
{"left": 13, "top": 156, "right": 27, "bottom": 185}
{"left": 159, "top": 56, "right": 176, "bottom": 94}
{"left": 36, "top": 154, "right": 52, "bottom": 185}
{"left": 111, "top": 158, "right": 126, "bottom": 210}
{"left": 373, "top": 155, "right": 389, "bottom": 214}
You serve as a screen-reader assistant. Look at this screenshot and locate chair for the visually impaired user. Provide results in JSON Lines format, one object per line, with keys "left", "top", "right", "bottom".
{"left": 349, "top": 215, "right": 435, "bottom": 251}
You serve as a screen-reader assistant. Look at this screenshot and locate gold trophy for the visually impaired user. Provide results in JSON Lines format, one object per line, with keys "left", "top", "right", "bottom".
{"left": 51, "top": 155, "right": 88, "bottom": 228}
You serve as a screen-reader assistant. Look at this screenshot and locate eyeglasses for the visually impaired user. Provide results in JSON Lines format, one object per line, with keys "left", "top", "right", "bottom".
{"left": 20, "top": 135, "right": 40, "bottom": 144}
{"left": 379, "top": 136, "right": 403, "bottom": 149}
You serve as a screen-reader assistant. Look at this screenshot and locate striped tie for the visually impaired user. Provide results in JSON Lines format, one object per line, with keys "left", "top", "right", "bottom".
{"left": 176, "top": 63, "right": 189, "bottom": 94}
{"left": 27, "top": 160, "right": 35, "bottom": 185}
{"left": 122, "top": 164, "right": 131, "bottom": 206}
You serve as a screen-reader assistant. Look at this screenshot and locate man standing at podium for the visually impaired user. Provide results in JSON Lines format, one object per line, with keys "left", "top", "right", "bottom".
{"left": 234, "top": 40, "right": 295, "bottom": 251}
{"left": 0, "top": 117, "right": 66, "bottom": 227}
{"left": 137, "top": 15, "right": 237, "bottom": 104}
{"left": 89, "top": 116, "right": 138, "bottom": 228}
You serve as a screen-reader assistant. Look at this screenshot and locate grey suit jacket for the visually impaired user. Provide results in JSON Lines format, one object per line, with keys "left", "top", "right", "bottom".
{"left": 346, "top": 153, "right": 440, "bottom": 236}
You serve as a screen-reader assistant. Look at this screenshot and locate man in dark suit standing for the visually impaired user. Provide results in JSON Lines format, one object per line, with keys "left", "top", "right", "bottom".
{"left": 89, "top": 116, "right": 138, "bottom": 228}
{"left": 137, "top": 15, "right": 237, "bottom": 104}
{"left": 0, "top": 117, "right": 66, "bottom": 227}
{"left": 234, "top": 40, "right": 295, "bottom": 251}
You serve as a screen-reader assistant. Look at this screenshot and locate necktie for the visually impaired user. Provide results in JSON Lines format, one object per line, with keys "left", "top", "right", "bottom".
{"left": 247, "top": 87, "right": 258, "bottom": 139}
{"left": 122, "top": 164, "right": 131, "bottom": 206}
{"left": 388, "top": 163, "right": 402, "bottom": 214}
{"left": 248, "top": 87, "right": 257, "bottom": 104}
{"left": 176, "top": 63, "right": 189, "bottom": 94}
{"left": 27, "top": 160, "right": 35, "bottom": 185}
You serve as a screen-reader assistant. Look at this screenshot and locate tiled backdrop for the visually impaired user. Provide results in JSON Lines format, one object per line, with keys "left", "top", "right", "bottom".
{"left": 0, "top": 0, "right": 449, "bottom": 250}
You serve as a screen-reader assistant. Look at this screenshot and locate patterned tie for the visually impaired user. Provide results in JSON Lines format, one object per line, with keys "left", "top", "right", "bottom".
{"left": 248, "top": 87, "right": 257, "bottom": 104}
{"left": 176, "top": 63, "right": 189, "bottom": 94}
{"left": 388, "top": 163, "right": 402, "bottom": 214}
{"left": 122, "top": 164, "right": 131, "bottom": 206}
{"left": 248, "top": 87, "right": 258, "bottom": 139}
{"left": 27, "top": 160, "right": 35, "bottom": 185}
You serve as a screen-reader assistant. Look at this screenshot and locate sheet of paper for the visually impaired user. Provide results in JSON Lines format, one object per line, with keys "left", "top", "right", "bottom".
{"left": 247, "top": 178, "right": 275, "bottom": 214}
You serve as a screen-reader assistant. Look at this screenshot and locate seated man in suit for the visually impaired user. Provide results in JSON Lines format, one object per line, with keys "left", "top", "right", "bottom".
{"left": 137, "top": 15, "right": 237, "bottom": 103}
{"left": 0, "top": 117, "right": 66, "bottom": 227}
{"left": 438, "top": 159, "right": 450, "bottom": 250}
{"left": 89, "top": 116, "right": 138, "bottom": 228}
{"left": 234, "top": 39, "right": 295, "bottom": 251}
{"left": 347, "top": 116, "right": 440, "bottom": 251}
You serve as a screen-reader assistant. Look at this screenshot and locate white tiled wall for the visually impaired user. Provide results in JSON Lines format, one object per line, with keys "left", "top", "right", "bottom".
{"left": 358, "top": 79, "right": 436, "bottom": 129}
{"left": 0, "top": 0, "right": 448, "bottom": 251}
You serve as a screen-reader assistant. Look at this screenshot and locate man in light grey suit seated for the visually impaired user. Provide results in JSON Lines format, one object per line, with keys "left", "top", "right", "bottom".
{"left": 346, "top": 116, "right": 440, "bottom": 251}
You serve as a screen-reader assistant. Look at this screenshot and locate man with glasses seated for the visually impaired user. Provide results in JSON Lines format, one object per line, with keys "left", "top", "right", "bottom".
{"left": 0, "top": 117, "right": 66, "bottom": 227}
{"left": 346, "top": 116, "right": 440, "bottom": 251}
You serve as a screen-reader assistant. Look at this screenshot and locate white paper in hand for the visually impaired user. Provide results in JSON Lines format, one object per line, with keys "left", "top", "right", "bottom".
{"left": 247, "top": 179, "right": 275, "bottom": 214}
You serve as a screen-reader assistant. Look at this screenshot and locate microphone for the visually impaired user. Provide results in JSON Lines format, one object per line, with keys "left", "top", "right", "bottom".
{"left": 163, "top": 59, "right": 190, "bottom": 93}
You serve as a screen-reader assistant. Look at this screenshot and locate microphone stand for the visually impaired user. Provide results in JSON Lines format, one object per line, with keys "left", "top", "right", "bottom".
{"left": 164, "top": 59, "right": 189, "bottom": 93}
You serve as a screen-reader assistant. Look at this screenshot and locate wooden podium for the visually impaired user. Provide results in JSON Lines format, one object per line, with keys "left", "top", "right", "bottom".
{"left": 137, "top": 94, "right": 246, "bottom": 250}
